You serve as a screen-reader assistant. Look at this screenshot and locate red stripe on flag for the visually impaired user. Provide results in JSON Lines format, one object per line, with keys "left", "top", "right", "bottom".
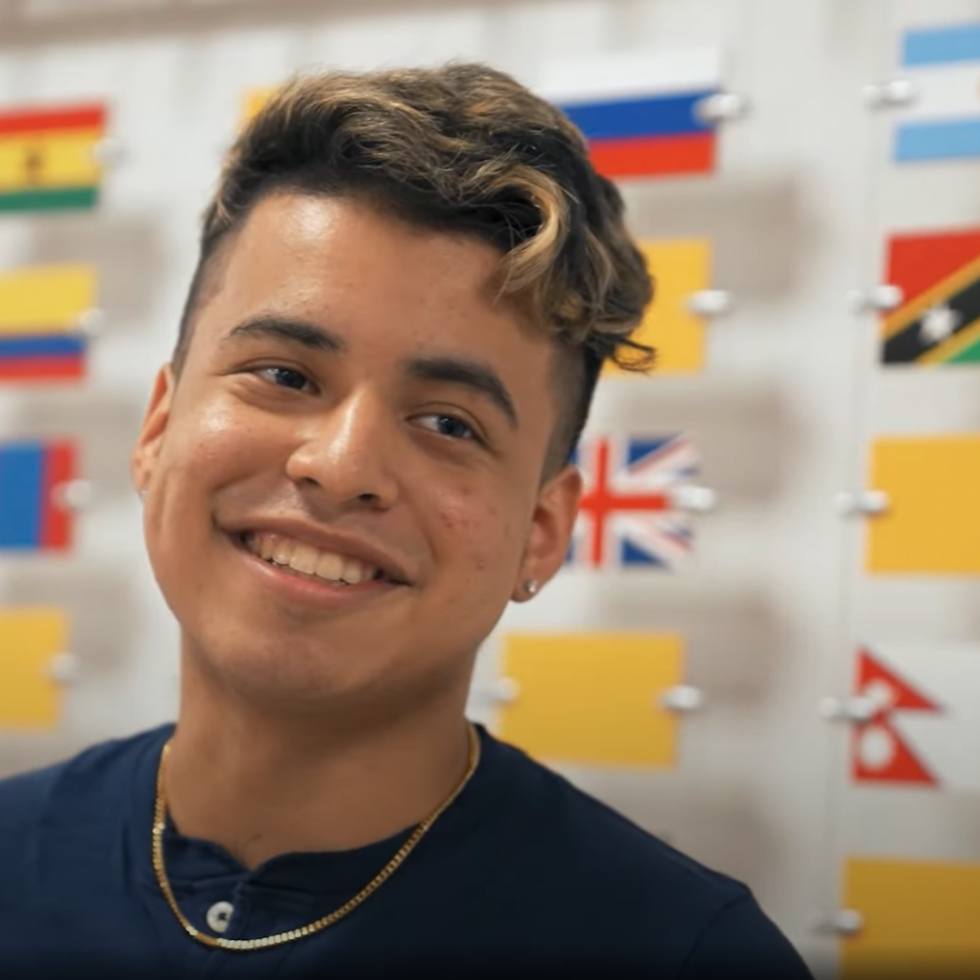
{"left": 886, "top": 229, "right": 980, "bottom": 308}
{"left": 0, "top": 356, "right": 84, "bottom": 382}
{"left": 589, "top": 132, "right": 715, "bottom": 179}
{"left": 0, "top": 104, "right": 106, "bottom": 136}
{"left": 579, "top": 440, "right": 670, "bottom": 566}
{"left": 40, "top": 440, "right": 75, "bottom": 550}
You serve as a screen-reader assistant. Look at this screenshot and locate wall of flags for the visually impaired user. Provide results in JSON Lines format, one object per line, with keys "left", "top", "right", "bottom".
{"left": 2, "top": 0, "right": 980, "bottom": 975}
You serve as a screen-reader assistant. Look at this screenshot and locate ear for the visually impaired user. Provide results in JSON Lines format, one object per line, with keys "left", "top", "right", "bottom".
{"left": 512, "top": 463, "right": 582, "bottom": 600}
{"left": 131, "top": 364, "right": 175, "bottom": 495}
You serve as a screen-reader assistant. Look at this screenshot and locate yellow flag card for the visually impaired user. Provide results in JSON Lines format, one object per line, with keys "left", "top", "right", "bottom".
{"left": 0, "top": 609, "right": 67, "bottom": 730}
{"left": 0, "top": 103, "right": 106, "bottom": 213}
{"left": 241, "top": 87, "right": 276, "bottom": 128}
{"left": 842, "top": 857, "right": 980, "bottom": 979}
{"left": 0, "top": 265, "right": 97, "bottom": 335}
{"left": 867, "top": 435, "right": 980, "bottom": 574}
{"left": 606, "top": 239, "right": 710, "bottom": 376}
{"left": 497, "top": 632, "right": 683, "bottom": 767}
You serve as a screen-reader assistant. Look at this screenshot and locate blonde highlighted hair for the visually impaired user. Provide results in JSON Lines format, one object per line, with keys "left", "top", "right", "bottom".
{"left": 177, "top": 63, "right": 654, "bottom": 460}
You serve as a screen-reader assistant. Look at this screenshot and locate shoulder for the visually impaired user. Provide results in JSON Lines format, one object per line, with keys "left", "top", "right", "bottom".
{"left": 482, "top": 733, "right": 812, "bottom": 977}
{"left": 0, "top": 725, "right": 172, "bottom": 835}
{"left": 487, "top": 732, "right": 748, "bottom": 908}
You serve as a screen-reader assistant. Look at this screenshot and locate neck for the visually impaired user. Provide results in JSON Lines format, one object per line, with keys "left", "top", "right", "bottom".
{"left": 163, "top": 653, "right": 474, "bottom": 870}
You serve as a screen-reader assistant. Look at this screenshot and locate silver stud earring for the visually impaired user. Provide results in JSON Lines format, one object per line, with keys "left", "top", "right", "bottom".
{"left": 523, "top": 580, "right": 539, "bottom": 597}
{"left": 138, "top": 488, "right": 147, "bottom": 503}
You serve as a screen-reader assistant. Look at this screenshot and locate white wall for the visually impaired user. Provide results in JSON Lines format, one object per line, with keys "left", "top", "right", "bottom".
{"left": 3, "top": 2, "right": 979, "bottom": 977}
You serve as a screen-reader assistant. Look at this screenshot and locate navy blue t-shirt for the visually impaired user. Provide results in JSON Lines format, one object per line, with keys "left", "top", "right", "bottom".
{"left": 0, "top": 724, "right": 812, "bottom": 979}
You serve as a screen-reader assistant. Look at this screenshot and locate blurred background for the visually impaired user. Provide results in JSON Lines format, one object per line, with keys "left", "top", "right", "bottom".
{"left": 2, "top": 0, "right": 980, "bottom": 976}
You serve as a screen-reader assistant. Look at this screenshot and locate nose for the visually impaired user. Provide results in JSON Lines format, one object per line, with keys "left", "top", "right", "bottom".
{"left": 284, "top": 391, "right": 400, "bottom": 510}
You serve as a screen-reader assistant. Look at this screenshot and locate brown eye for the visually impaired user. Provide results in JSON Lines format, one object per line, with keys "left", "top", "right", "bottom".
{"left": 257, "top": 367, "right": 310, "bottom": 391}
{"left": 416, "top": 414, "right": 476, "bottom": 440}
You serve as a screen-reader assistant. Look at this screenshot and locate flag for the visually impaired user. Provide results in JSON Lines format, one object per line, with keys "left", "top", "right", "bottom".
{"left": 568, "top": 434, "right": 698, "bottom": 571}
{"left": 606, "top": 240, "right": 710, "bottom": 375}
{"left": 866, "top": 435, "right": 980, "bottom": 574}
{"left": 0, "top": 439, "right": 75, "bottom": 552}
{"left": 539, "top": 47, "right": 722, "bottom": 180}
{"left": 851, "top": 649, "right": 941, "bottom": 786}
{"left": 0, "top": 609, "right": 67, "bottom": 730}
{"left": 841, "top": 858, "right": 980, "bottom": 979}
{"left": 497, "top": 632, "right": 684, "bottom": 767}
{"left": 241, "top": 87, "right": 275, "bottom": 128}
{"left": 894, "top": 22, "right": 980, "bottom": 163}
{"left": 851, "top": 645, "right": 980, "bottom": 793}
{"left": 0, "top": 102, "right": 106, "bottom": 213}
{"left": 0, "top": 265, "right": 96, "bottom": 382}
{"left": 881, "top": 227, "right": 980, "bottom": 365}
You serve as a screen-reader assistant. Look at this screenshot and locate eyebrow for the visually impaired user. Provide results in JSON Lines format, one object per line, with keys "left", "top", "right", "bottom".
{"left": 223, "top": 314, "right": 518, "bottom": 428}
{"left": 405, "top": 355, "right": 519, "bottom": 429}
{"left": 224, "top": 315, "right": 347, "bottom": 354}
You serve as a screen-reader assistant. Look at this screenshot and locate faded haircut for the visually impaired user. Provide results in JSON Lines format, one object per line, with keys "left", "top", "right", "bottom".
{"left": 175, "top": 63, "right": 654, "bottom": 471}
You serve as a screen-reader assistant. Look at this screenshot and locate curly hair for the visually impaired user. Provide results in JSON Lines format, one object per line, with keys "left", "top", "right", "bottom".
{"left": 175, "top": 63, "right": 654, "bottom": 467}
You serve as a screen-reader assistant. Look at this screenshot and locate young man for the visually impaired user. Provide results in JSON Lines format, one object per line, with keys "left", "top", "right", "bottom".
{"left": 0, "top": 65, "right": 812, "bottom": 979}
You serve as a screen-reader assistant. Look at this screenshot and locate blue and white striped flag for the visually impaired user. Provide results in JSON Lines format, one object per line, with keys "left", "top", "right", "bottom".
{"left": 896, "top": 22, "right": 980, "bottom": 163}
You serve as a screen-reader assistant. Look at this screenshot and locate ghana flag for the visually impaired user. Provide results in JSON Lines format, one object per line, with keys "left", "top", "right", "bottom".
{"left": 881, "top": 227, "right": 980, "bottom": 365}
{"left": 0, "top": 102, "right": 107, "bottom": 214}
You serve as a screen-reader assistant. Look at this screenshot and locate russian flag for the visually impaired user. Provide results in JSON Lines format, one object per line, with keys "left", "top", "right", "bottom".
{"left": 539, "top": 47, "right": 723, "bottom": 180}
{"left": 895, "top": 22, "right": 980, "bottom": 162}
{"left": 0, "top": 440, "right": 75, "bottom": 552}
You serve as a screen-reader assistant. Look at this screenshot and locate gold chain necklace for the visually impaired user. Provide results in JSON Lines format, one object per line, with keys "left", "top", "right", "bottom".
{"left": 151, "top": 723, "right": 481, "bottom": 951}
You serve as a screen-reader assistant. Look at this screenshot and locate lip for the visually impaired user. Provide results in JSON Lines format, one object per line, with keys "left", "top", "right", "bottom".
{"left": 229, "top": 533, "right": 406, "bottom": 608}
{"left": 222, "top": 516, "right": 413, "bottom": 585}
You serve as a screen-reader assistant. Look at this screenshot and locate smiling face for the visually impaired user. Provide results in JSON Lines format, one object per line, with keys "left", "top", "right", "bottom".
{"left": 133, "top": 193, "right": 581, "bottom": 718}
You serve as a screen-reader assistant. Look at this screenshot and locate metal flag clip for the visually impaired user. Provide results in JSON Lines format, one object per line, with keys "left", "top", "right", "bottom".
{"left": 470, "top": 677, "right": 521, "bottom": 707}
{"left": 808, "top": 909, "right": 864, "bottom": 937}
{"left": 818, "top": 695, "right": 880, "bottom": 725}
{"left": 847, "top": 284, "right": 904, "bottom": 315}
{"left": 48, "top": 652, "right": 80, "bottom": 685}
{"left": 53, "top": 479, "right": 94, "bottom": 512}
{"left": 90, "top": 138, "right": 126, "bottom": 167}
{"left": 76, "top": 308, "right": 105, "bottom": 337}
{"left": 832, "top": 490, "right": 890, "bottom": 518}
{"left": 687, "top": 289, "right": 735, "bottom": 317}
{"left": 694, "top": 91, "right": 751, "bottom": 124}
{"left": 668, "top": 485, "right": 718, "bottom": 514}
{"left": 862, "top": 78, "right": 918, "bottom": 110}
{"left": 659, "top": 685, "right": 704, "bottom": 713}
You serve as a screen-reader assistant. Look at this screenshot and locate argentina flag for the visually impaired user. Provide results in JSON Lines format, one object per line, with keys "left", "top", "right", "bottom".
{"left": 895, "top": 21, "right": 980, "bottom": 162}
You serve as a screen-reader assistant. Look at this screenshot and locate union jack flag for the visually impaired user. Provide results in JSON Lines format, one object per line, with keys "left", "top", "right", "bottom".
{"left": 568, "top": 434, "right": 698, "bottom": 570}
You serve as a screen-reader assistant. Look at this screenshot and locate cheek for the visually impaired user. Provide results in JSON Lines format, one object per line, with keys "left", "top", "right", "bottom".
{"left": 433, "top": 484, "right": 520, "bottom": 576}
{"left": 160, "top": 399, "right": 270, "bottom": 492}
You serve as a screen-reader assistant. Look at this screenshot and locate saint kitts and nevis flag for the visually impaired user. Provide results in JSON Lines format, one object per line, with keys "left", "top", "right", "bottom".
{"left": 537, "top": 46, "right": 724, "bottom": 180}
{"left": 0, "top": 101, "right": 107, "bottom": 213}
{"left": 881, "top": 227, "right": 980, "bottom": 365}
{"left": 0, "top": 265, "right": 96, "bottom": 382}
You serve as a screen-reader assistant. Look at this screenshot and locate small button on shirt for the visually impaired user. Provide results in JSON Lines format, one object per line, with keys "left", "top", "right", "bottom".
{"left": 205, "top": 901, "right": 234, "bottom": 935}
{"left": 0, "top": 725, "right": 813, "bottom": 980}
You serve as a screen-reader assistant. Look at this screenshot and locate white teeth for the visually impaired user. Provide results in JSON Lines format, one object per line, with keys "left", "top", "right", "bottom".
{"left": 315, "top": 551, "right": 344, "bottom": 582}
{"left": 244, "top": 533, "right": 383, "bottom": 585}
{"left": 340, "top": 559, "right": 366, "bottom": 585}
{"left": 272, "top": 536, "right": 294, "bottom": 566}
{"left": 289, "top": 544, "right": 319, "bottom": 575}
